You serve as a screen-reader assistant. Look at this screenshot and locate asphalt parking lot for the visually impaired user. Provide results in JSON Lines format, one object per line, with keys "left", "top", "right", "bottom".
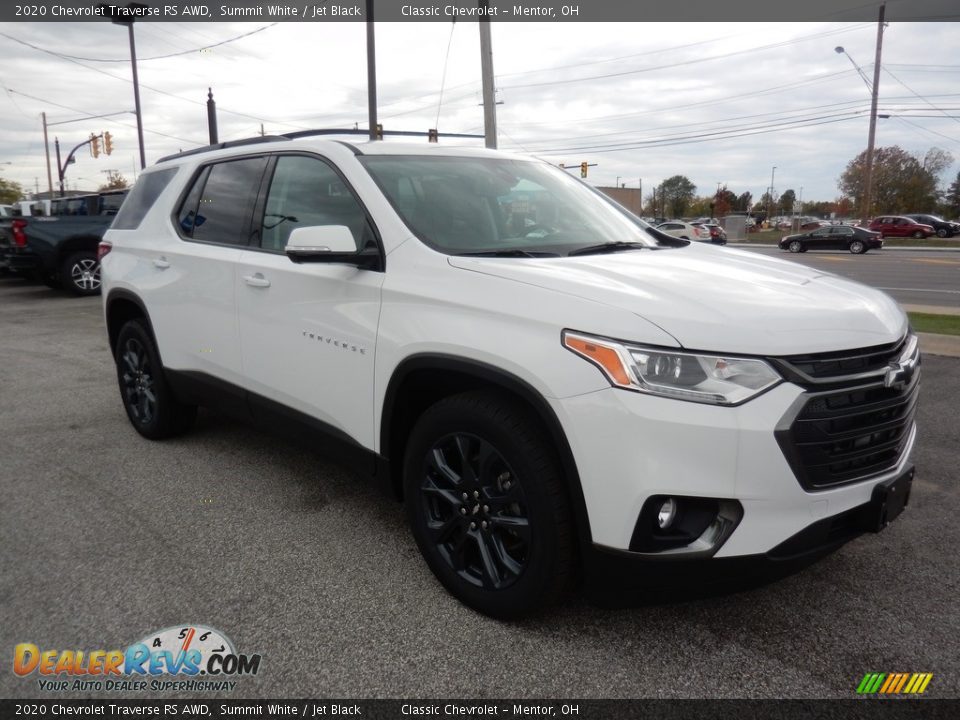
{"left": 1, "top": 274, "right": 958, "bottom": 700}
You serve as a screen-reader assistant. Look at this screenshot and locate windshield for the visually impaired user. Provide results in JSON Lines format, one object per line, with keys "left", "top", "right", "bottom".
{"left": 359, "top": 155, "right": 658, "bottom": 256}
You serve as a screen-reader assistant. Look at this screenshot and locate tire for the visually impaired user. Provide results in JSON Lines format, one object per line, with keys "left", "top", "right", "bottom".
{"left": 62, "top": 251, "right": 101, "bottom": 296}
{"left": 912, "top": 231, "right": 924, "bottom": 239}
{"left": 788, "top": 240, "right": 803, "bottom": 253}
{"left": 849, "top": 240, "right": 865, "bottom": 254}
{"left": 115, "top": 320, "right": 197, "bottom": 439}
{"left": 936, "top": 228, "right": 948, "bottom": 238}
{"left": 403, "top": 391, "right": 575, "bottom": 619}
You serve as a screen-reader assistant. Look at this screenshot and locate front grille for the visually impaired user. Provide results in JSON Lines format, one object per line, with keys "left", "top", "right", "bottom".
{"left": 777, "top": 337, "right": 906, "bottom": 382}
{"left": 773, "top": 336, "right": 920, "bottom": 491}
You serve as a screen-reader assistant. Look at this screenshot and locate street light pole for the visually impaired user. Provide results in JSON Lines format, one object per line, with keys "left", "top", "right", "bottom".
{"left": 767, "top": 166, "right": 777, "bottom": 224}
{"left": 834, "top": 3, "right": 885, "bottom": 221}
{"left": 101, "top": 4, "right": 147, "bottom": 169}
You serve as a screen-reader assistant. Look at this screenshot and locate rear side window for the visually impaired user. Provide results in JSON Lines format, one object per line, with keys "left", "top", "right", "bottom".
{"left": 112, "top": 168, "right": 177, "bottom": 230}
{"left": 177, "top": 157, "right": 268, "bottom": 246}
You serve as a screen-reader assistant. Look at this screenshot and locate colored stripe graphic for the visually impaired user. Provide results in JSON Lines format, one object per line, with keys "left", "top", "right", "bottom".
{"left": 857, "top": 672, "right": 932, "bottom": 694}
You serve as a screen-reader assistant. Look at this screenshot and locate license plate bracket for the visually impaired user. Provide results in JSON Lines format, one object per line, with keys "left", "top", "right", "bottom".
{"left": 860, "top": 466, "right": 914, "bottom": 533}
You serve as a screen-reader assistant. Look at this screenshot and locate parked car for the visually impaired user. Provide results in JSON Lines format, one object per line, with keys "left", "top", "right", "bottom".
{"left": 656, "top": 220, "right": 709, "bottom": 241}
{"left": 0, "top": 189, "right": 129, "bottom": 294}
{"left": 868, "top": 216, "right": 935, "bottom": 239}
{"left": 696, "top": 223, "right": 727, "bottom": 245}
{"left": 101, "top": 137, "right": 918, "bottom": 618}
{"left": 902, "top": 214, "right": 959, "bottom": 238}
{"left": 779, "top": 225, "right": 883, "bottom": 254}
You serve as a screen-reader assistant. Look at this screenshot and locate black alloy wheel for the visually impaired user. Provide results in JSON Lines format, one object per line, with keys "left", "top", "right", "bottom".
{"left": 115, "top": 320, "right": 197, "bottom": 439}
{"left": 420, "top": 432, "right": 531, "bottom": 591}
{"left": 404, "top": 392, "right": 574, "bottom": 618}
{"left": 936, "top": 228, "right": 949, "bottom": 238}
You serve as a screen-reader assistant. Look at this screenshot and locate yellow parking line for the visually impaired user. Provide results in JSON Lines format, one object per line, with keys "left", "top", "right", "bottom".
{"left": 818, "top": 256, "right": 853, "bottom": 262}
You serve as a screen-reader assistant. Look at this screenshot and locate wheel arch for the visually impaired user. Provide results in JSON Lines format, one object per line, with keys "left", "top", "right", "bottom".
{"left": 380, "top": 354, "right": 594, "bottom": 551}
{"left": 105, "top": 288, "right": 159, "bottom": 358}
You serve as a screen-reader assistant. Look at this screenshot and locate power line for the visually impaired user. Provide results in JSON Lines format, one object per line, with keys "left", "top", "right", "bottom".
{"left": 0, "top": 25, "right": 279, "bottom": 63}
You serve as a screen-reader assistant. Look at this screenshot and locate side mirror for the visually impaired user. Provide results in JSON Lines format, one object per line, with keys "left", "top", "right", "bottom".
{"left": 285, "top": 225, "right": 382, "bottom": 271}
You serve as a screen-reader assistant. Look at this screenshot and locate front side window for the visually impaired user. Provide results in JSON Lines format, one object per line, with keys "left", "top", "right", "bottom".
{"left": 176, "top": 157, "right": 268, "bottom": 246}
{"left": 259, "top": 155, "right": 372, "bottom": 253}
{"left": 359, "top": 155, "right": 657, "bottom": 256}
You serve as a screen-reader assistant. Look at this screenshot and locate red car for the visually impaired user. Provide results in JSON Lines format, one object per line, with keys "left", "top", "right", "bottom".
{"left": 868, "top": 215, "right": 936, "bottom": 239}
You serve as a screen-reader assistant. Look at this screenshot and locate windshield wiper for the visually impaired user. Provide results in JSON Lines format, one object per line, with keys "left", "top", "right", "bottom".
{"left": 567, "top": 241, "right": 648, "bottom": 257}
{"left": 457, "top": 249, "right": 560, "bottom": 258}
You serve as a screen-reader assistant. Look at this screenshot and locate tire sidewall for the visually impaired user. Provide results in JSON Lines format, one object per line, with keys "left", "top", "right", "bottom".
{"left": 115, "top": 320, "right": 176, "bottom": 439}
{"left": 403, "top": 396, "right": 567, "bottom": 618}
{"left": 789, "top": 240, "right": 803, "bottom": 253}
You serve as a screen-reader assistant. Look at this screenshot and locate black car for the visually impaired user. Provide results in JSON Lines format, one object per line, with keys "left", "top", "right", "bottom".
{"left": 903, "top": 214, "right": 959, "bottom": 238}
{"left": 779, "top": 225, "right": 883, "bottom": 254}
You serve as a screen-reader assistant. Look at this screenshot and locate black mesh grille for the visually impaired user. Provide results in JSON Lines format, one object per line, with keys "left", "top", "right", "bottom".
{"left": 774, "top": 336, "right": 920, "bottom": 491}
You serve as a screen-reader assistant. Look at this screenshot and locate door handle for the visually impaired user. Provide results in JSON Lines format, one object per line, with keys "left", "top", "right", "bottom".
{"left": 242, "top": 273, "right": 271, "bottom": 288}
{"left": 153, "top": 257, "right": 170, "bottom": 269}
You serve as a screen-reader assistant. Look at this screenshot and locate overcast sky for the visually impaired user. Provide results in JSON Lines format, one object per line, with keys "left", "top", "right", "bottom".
{"left": 1, "top": 20, "right": 958, "bottom": 206}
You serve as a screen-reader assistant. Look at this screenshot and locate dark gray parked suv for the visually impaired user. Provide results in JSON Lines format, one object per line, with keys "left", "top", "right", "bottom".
{"left": 903, "top": 214, "right": 959, "bottom": 238}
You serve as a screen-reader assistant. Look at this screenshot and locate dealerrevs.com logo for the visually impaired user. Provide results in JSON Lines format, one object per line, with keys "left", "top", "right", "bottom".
{"left": 14, "top": 624, "right": 261, "bottom": 693}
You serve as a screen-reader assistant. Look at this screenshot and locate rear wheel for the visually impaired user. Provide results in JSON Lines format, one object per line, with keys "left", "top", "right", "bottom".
{"left": 115, "top": 320, "right": 197, "bottom": 439}
{"left": 404, "top": 391, "right": 575, "bottom": 618}
{"left": 788, "top": 240, "right": 803, "bottom": 253}
{"left": 62, "top": 251, "right": 101, "bottom": 296}
{"left": 849, "top": 240, "right": 866, "bottom": 254}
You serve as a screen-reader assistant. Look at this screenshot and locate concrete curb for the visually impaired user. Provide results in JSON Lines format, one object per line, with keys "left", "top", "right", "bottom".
{"left": 729, "top": 243, "right": 960, "bottom": 252}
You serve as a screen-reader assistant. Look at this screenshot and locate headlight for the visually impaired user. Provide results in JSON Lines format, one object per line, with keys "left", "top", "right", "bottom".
{"left": 562, "top": 330, "right": 781, "bottom": 405}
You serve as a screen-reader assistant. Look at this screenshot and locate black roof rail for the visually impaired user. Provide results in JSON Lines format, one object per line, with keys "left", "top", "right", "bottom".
{"left": 281, "top": 128, "right": 484, "bottom": 140}
{"left": 156, "top": 135, "right": 289, "bottom": 163}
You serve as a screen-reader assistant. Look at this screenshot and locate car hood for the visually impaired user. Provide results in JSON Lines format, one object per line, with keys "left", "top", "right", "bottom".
{"left": 448, "top": 244, "right": 907, "bottom": 355}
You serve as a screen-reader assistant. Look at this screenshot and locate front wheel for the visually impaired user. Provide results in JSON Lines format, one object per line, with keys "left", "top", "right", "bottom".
{"left": 404, "top": 392, "right": 575, "bottom": 618}
{"left": 912, "top": 230, "right": 924, "bottom": 239}
{"left": 115, "top": 320, "right": 197, "bottom": 439}
{"left": 62, "top": 251, "right": 101, "bottom": 296}
{"left": 936, "top": 228, "right": 949, "bottom": 238}
{"left": 849, "top": 240, "right": 866, "bottom": 254}
{"left": 788, "top": 240, "right": 803, "bottom": 253}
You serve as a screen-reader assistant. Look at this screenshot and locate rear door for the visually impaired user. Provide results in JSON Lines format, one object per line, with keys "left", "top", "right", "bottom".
{"left": 236, "top": 153, "right": 385, "bottom": 450}
{"left": 144, "top": 156, "right": 268, "bottom": 387}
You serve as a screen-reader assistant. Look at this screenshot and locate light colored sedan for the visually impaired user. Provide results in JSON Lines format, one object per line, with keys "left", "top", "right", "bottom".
{"left": 656, "top": 221, "right": 709, "bottom": 241}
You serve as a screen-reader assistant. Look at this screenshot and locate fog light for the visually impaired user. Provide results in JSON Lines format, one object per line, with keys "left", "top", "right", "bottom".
{"left": 657, "top": 498, "right": 677, "bottom": 529}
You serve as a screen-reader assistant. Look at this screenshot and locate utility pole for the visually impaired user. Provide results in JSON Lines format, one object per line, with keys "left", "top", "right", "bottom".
{"left": 41, "top": 112, "right": 54, "bottom": 197}
{"left": 366, "top": 0, "right": 378, "bottom": 141}
{"left": 479, "top": 0, "right": 498, "bottom": 149}
{"left": 863, "top": 3, "right": 886, "bottom": 221}
{"left": 103, "top": 3, "right": 148, "bottom": 169}
{"left": 767, "top": 166, "right": 777, "bottom": 224}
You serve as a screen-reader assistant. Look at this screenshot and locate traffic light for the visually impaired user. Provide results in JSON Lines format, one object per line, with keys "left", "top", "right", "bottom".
{"left": 559, "top": 163, "right": 565, "bottom": 169}
{"left": 428, "top": 128, "right": 438, "bottom": 143}
{"left": 90, "top": 134, "right": 100, "bottom": 158}
{"left": 580, "top": 161, "right": 588, "bottom": 178}
{"left": 375, "top": 123, "right": 383, "bottom": 140}
{"left": 103, "top": 131, "right": 113, "bottom": 156}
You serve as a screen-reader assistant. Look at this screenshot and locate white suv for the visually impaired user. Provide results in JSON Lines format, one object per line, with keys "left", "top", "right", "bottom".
{"left": 101, "top": 137, "right": 919, "bottom": 617}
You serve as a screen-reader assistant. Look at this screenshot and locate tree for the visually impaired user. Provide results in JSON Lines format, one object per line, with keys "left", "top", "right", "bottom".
{"left": 943, "top": 170, "right": 960, "bottom": 219}
{"left": 780, "top": 189, "right": 796, "bottom": 214}
{"left": 0, "top": 177, "right": 23, "bottom": 204}
{"left": 659, "top": 175, "right": 696, "bottom": 218}
{"left": 98, "top": 170, "right": 129, "bottom": 192}
{"left": 735, "top": 191, "right": 752, "bottom": 213}
{"left": 839, "top": 145, "right": 954, "bottom": 215}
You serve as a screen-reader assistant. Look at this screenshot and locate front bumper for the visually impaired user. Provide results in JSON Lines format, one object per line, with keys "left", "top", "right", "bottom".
{"left": 551, "top": 379, "right": 917, "bottom": 559}
{"left": 0, "top": 247, "right": 42, "bottom": 273}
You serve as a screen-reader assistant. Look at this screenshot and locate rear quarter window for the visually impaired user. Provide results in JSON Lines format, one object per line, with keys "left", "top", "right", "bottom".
{"left": 111, "top": 168, "right": 179, "bottom": 230}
